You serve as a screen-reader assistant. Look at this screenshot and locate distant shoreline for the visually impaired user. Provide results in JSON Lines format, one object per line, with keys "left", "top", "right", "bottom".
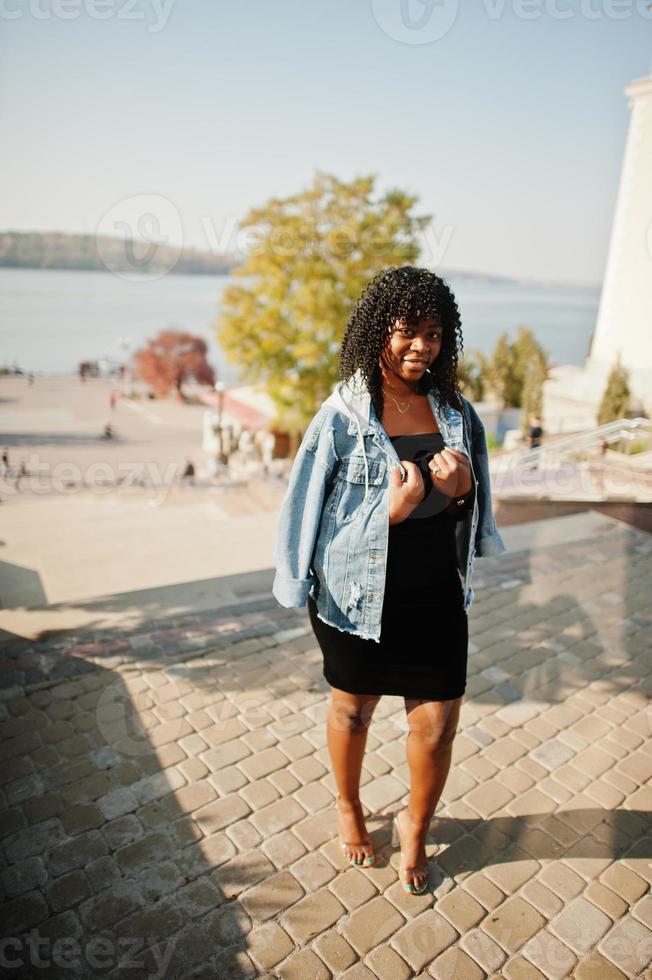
{"left": 0, "top": 256, "right": 600, "bottom": 294}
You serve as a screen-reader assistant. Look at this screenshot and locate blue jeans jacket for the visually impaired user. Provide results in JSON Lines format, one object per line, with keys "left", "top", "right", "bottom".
{"left": 272, "top": 367, "right": 507, "bottom": 642}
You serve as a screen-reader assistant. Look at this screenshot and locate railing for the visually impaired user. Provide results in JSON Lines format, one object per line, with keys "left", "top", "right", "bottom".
{"left": 489, "top": 417, "right": 652, "bottom": 501}
{"left": 491, "top": 417, "right": 651, "bottom": 473}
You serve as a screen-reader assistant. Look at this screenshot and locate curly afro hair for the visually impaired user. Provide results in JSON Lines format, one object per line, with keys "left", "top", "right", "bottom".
{"left": 339, "top": 266, "right": 465, "bottom": 422}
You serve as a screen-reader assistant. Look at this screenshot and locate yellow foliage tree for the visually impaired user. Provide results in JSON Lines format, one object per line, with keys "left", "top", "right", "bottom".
{"left": 216, "top": 170, "right": 431, "bottom": 433}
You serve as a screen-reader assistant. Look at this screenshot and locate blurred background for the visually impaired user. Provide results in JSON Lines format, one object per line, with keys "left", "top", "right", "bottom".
{"left": 1, "top": 1, "right": 651, "bottom": 617}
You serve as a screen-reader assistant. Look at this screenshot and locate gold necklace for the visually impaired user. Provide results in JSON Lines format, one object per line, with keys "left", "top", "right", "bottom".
{"left": 387, "top": 392, "right": 412, "bottom": 414}
{"left": 385, "top": 384, "right": 420, "bottom": 414}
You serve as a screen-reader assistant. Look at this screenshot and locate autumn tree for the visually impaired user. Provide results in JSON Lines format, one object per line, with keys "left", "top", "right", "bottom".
{"left": 133, "top": 330, "right": 215, "bottom": 399}
{"left": 216, "top": 170, "right": 431, "bottom": 433}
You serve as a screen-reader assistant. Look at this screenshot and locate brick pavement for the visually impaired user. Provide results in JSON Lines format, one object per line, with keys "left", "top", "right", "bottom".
{"left": 0, "top": 517, "right": 651, "bottom": 979}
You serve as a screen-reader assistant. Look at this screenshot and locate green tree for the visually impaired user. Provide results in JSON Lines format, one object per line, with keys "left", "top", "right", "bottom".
{"left": 216, "top": 170, "right": 431, "bottom": 434}
{"left": 512, "top": 325, "right": 550, "bottom": 433}
{"left": 597, "top": 357, "right": 631, "bottom": 426}
{"left": 485, "top": 332, "right": 518, "bottom": 408}
{"left": 485, "top": 325, "right": 549, "bottom": 417}
{"left": 458, "top": 347, "right": 487, "bottom": 401}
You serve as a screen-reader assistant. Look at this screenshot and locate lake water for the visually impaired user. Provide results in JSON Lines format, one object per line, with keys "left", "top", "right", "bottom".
{"left": 0, "top": 268, "right": 600, "bottom": 378}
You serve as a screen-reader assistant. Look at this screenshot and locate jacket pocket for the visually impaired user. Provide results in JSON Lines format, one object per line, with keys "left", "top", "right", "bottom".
{"left": 337, "top": 456, "right": 386, "bottom": 485}
{"left": 328, "top": 456, "right": 386, "bottom": 524}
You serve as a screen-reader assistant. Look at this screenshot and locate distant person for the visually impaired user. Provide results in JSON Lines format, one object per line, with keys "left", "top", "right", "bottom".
{"left": 14, "top": 460, "right": 28, "bottom": 491}
{"left": 181, "top": 458, "right": 195, "bottom": 486}
{"left": 28, "top": 373, "right": 34, "bottom": 386}
{"left": 110, "top": 391, "right": 117, "bottom": 410}
{"left": 102, "top": 423, "right": 114, "bottom": 440}
{"left": 528, "top": 414, "right": 543, "bottom": 450}
{"left": 1, "top": 447, "right": 9, "bottom": 476}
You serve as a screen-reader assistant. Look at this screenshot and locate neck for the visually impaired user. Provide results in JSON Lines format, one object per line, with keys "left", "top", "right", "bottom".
{"left": 381, "top": 367, "right": 423, "bottom": 399}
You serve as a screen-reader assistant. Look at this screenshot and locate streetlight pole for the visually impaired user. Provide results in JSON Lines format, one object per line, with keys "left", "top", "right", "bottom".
{"left": 214, "top": 380, "right": 226, "bottom": 466}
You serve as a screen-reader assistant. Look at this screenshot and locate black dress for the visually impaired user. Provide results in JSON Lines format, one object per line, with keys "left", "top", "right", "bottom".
{"left": 307, "top": 431, "right": 471, "bottom": 701}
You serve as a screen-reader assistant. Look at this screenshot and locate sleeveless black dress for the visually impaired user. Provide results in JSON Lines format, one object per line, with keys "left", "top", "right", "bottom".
{"left": 307, "top": 431, "right": 472, "bottom": 701}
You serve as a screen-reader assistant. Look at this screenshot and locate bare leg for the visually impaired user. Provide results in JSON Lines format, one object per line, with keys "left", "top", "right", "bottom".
{"left": 395, "top": 695, "right": 462, "bottom": 891}
{"left": 327, "top": 687, "right": 381, "bottom": 865}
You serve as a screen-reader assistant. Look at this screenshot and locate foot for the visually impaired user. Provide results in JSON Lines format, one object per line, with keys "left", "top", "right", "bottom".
{"left": 394, "top": 807, "right": 429, "bottom": 893}
{"left": 335, "top": 796, "right": 375, "bottom": 867}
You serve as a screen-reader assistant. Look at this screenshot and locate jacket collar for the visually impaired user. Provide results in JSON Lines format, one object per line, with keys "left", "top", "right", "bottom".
{"left": 321, "top": 367, "right": 463, "bottom": 440}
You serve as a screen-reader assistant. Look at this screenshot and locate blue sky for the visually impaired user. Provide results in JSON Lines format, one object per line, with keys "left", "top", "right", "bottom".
{"left": 1, "top": 0, "right": 650, "bottom": 286}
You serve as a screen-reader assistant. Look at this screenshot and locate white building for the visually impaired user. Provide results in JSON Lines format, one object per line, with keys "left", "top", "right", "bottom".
{"left": 543, "top": 71, "right": 652, "bottom": 433}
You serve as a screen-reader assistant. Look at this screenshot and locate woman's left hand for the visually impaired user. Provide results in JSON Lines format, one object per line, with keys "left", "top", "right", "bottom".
{"left": 427, "top": 448, "right": 473, "bottom": 498}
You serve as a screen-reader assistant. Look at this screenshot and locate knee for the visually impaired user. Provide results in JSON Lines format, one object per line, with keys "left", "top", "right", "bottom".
{"left": 328, "top": 701, "right": 376, "bottom": 733}
{"left": 408, "top": 721, "right": 458, "bottom": 752}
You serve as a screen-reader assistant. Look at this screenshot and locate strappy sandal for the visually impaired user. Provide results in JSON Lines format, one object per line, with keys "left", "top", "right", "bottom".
{"left": 334, "top": 795, "right": 375, "bottom": 867}
{"left": 391, "top": 808, "right": 429, "bottom": 894}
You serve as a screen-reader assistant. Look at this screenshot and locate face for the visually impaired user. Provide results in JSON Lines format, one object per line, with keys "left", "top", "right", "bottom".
{"left": 380, "top": 316, "right": 443, "bottom": 383}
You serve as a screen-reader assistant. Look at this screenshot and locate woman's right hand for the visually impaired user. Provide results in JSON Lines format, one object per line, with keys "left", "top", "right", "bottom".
{"left": 388, "top": 460, "right": 425, "bottom": 525}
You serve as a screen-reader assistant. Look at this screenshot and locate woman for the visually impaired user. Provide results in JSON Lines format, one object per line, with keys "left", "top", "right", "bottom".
{"left": 272, "top": 266, "right": 506, "bottom": 895}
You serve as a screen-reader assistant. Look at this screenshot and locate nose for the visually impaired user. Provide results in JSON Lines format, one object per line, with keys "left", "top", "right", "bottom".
{"left": 410, "top": 337, "right": 430, "bottom": 353}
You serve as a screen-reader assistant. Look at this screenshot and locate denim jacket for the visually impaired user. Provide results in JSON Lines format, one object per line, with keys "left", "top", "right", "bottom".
{"left": 272, "top": 367, "right": 506, "bottom": 642}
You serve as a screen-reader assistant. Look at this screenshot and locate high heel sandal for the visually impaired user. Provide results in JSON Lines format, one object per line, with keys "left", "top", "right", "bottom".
{"left": 391, "top": 809, "right": 429, "bottom": 895}
{"left": 334, "top": 795, "right": 375, "bottom": 867}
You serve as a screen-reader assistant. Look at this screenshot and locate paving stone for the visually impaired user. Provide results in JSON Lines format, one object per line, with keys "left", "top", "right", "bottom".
{"left": 430, "top": 945, "right": 487, "bottom": 980}
{"left": 537, "top": 861, "right": 586, "bottom": 900}
{"left": 47, "top": 829, "right": 109, "bottom": 876}
{"left": 276, "top": 947, "right": 331, "bottom": 980}
{"left": 249, "top": 797, "right": 307, "bottom": 837}
{"left": 482, "top": 895, "right": 545, "bottom": 952}
{"left": 239, "top": 869, "right": 304, "bottom": 922}
{"left": 483, "top": 847, "right": 540, "bottom": 895}
{"left": 135, "top": 859, "right": 183, "bottom": 901}
{"left": 598, "top": 915, "right": 652, "bottom": 976}
{"left": 464, "top": 781, "right": 514, "bottom": 817}
{"left": 45, "top": 868, "right": 92, "bottom": 912}
{"left": 521, "top": 928, "right": 577, "bottom": 980}
{"left": 463, "top": 873, "right": 505, "bottom": 911}
{"left": 391, "top": 909, "right": 458, "bottom": 971}
{"left": 246, "top": 921, "right": 295, "bottom": 971}
{"left": 280, "top": 887, "right": 346, "bottom": 942}
{"left": 501, "top": 954, "right": 548, "bottom": 979}
{"left": 193, "top": 794, "right": 252, "bottom": 835}
{"left": 1, "top": 855, "right": 47, "bottom": 898}
{"left": 291, "top": 851, "right": 337, "bottom": 890}
{"left": 436, "top": 888, "right": 486, "bottom": 932}
{"left": 600, "top": 863, "right": 649, "bottom": 904}
{"left": 341, "top": 895, "right": 405, "bottom": 955}
{"left": 178, "top": 832, "right": 236, "bottom": 878}
{"left": 79, "top": 879, "right": 144, "bottom": 930}
{"left": 217, "top": 850, "right": 276, "bottom": 897}
{"left": 3, "top": 817, "right": 65, "bottom": 861}
{"left": 311, "top": 930, "right": 357, "bottom": 974}
{"left": 459, "top": 925, "right": 508, "bottom": 973}
{"left": 359, "top": 774, "right": 405, "bottom": 812}
{"left": 572, "top": 950, "right": 629, "bottom": 980}
{"left": 114, "top": 831, "right": 172, "bottom": 874}
{"left": 338, "top": 964, "right": 376, "bottom": 980}
{"left": 2, "top": 889, "right": 50, "bottom": 933}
